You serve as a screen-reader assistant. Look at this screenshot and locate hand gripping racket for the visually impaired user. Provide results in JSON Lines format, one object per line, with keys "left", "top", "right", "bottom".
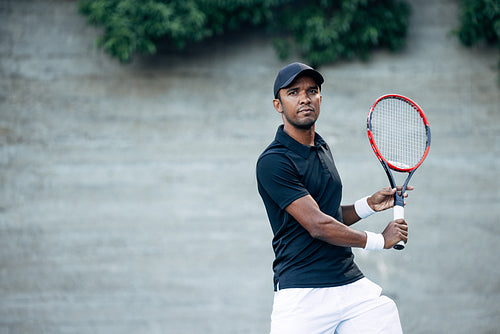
{"left": 367, "top": 94, "right": 431, "bottom": 250}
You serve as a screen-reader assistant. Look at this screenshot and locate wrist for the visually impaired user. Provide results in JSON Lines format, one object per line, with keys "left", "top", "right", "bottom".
{"left": 364, "top": 231, "right": 385, "bottom": 250}
{"left": 355, "top": 196, "right": 375, "bottom": 219}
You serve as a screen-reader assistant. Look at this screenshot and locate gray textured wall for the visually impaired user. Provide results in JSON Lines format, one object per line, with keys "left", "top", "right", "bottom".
{"left": 1, "top": 0, "right": 499, "bottom": 333}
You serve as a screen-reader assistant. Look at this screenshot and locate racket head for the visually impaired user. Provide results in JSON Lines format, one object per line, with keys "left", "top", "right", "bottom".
{"left": 367, "top": 94, "right": 431, "bottom": 173}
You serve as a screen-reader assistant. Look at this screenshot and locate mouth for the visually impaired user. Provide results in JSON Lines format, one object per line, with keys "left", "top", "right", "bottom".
{"left": 298, "top": 108, "right": 314, "bottom": 115}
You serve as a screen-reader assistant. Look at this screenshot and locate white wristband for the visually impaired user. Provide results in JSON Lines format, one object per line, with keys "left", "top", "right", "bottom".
{"left": 354, "top": 196, "right": 375, "bottom": 219}
{"left": 364, "top": 231, "right": 385, "bottom": 250}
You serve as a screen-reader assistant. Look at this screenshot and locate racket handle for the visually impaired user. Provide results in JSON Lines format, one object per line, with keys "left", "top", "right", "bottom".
{"left": 393, "top": 205, "right": 405, "bottom": 250}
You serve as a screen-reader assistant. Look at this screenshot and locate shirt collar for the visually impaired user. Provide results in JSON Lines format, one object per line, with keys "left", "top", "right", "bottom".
{"left": 275, "top": 125, "right": 327, "bottom": 159}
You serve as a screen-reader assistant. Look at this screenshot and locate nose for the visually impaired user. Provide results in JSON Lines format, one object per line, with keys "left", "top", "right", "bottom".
{"left": 299, "top": 90, "right": 311, "bottom": 104}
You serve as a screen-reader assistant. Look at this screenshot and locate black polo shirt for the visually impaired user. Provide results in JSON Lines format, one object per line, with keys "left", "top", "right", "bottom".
{"left": 256, "top": 125, "right": 363, "bottom": 290}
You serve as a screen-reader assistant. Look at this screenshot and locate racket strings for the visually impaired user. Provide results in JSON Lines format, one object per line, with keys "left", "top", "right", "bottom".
{"left": 371, "top": 97, "right": 428, "bottom": 169}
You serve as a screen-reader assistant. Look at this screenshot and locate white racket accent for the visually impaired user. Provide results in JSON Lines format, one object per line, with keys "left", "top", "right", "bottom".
{"left": 393, "top": 204, "right": 404, "bottom": 220}
{"left": 393, "top": 205, "right": 405, "bottom": 249}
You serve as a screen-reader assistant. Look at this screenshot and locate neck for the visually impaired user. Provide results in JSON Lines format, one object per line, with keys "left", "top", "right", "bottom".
{"left": 283, "top": 124, "right": 315, "bottom": 146}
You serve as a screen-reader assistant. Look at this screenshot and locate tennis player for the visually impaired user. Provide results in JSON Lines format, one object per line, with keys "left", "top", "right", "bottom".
{"left": 256, "top": 62, "right": 410, "bottom": 333}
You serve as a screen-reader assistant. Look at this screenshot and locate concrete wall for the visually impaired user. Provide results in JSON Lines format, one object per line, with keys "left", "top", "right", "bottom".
{"left": 1, "top": 0, "right": 499, "bottom": 333}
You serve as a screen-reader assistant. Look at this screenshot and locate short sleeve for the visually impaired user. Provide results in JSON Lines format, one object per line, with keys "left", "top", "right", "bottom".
{"left": 256, "top": 152, "right": 309, "bottom": 210}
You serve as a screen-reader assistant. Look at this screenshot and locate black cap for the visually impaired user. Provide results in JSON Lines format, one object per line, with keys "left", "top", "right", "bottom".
{"left": 273, "top": 62, "right": 324, "bottom": 98}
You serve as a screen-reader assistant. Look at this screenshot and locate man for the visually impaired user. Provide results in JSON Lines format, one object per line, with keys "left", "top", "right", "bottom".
{"left": 256, "top": 62, "right": 410, "bottom": 333}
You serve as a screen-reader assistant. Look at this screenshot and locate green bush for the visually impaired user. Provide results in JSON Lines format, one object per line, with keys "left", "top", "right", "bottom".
{"left": 456, "top": 0, "right": 500, "bottom": 46}
{"left": 78, "top": 0, "right": 411, "bottom": 65}
{"left": 456, "top": 0, "right": 500, "bottom": 72}
{"left": 79, "top": 0, "right": 210, "bottom": 62}
{"left": 272, "top": 0, "right": 410, "bottom": 66}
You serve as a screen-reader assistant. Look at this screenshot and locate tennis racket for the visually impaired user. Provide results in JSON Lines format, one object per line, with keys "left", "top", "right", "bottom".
{"left": 367, "top": 94, "right": 431, "bottom": 250}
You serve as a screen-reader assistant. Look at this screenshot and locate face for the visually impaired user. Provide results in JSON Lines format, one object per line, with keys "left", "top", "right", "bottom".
{"left": 273, "top": 75, "right": 322, "bottom": 130}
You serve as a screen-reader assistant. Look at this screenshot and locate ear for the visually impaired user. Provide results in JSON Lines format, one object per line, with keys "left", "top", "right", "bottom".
{"left": 273, "top": 98, "right": 283, "bottom": 114}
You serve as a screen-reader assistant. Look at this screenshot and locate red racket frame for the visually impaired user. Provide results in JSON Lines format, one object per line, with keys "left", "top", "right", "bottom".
{"left": 367, "top": 94, "right": 431, "bottom": 173}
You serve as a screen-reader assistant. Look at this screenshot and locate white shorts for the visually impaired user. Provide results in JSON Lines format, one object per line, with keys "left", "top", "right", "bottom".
{"left": 270, "top": 278, "right": 403, "bottom": 334}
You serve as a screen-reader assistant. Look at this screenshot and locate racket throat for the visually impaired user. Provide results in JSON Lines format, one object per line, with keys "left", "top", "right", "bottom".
{"left": 394, "top": 195, "right": 405, "bottom": 209}
{"left": 391, "top": 168, "right": 417, "bottom": 215}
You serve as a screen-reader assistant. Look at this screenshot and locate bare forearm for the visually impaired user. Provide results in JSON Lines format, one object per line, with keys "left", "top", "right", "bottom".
{"left": 286, "top": 195, "right": 368, "bottom": 248}
{"left": 313, "top": 218, "right": 367, "bottom": 248}
{"left": 286, "top": 194, "right": 409, "bottom": 250}
{"left": 341, "top": 205, "right": 362, "bottom": 226}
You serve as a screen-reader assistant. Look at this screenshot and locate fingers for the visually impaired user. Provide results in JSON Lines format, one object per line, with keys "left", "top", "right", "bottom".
{"left": 395, "top": 185, "right": 414, "bottom": 191}
{"left": 394, "top": 218, "right": 408, "bottom": 230}
{"left": 394, "top": 185, "right": 414, "bottom": 199}
{"left": 380, "top": 186, "right": 414, "bottom": 194}
{"left": 370, "top": 186, "right": 414, "bottom": 212}
{"left": 384, "top": 186, "right": 414, "bottom": 198}
{"left": 394, "top": 218, "right": 408, "bottom": 243}
{"left": 375, "top": 187, "right": 395, "bottom": 196}
{"left": 382, "top": 219, "right": 408, "bottom": 249}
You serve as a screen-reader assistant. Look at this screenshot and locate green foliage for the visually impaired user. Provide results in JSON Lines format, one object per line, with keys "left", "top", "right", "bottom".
{"left": 456, "top": 0, "right": 500, "bottom": 76}
{"left": 456, "top": 0, "right": 500, "bottom": 47}
{"left": 196, "top": 0, "right": 284, "bottom": 35}
{"left": 272, "top": 0, "right": 411, "bottom": 66}
{"left": 78, "top": 0, "right": 411, "bottom": 65}
{"left": 79, "top": 0, "right": 210, "bottom": 62}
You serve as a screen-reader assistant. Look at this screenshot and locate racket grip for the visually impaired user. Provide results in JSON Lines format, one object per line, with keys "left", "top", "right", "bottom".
{"left": 393, "top": 205, "right": 405, "bottom": 250}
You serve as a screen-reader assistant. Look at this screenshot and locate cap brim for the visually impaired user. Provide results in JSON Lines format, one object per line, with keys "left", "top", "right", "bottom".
{"left": 275, "top": 69, "right": 324, "bottom": 98}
